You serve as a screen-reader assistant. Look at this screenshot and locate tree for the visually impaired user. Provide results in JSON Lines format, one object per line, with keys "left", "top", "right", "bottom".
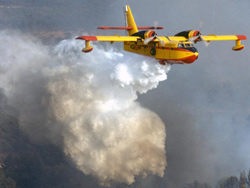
{"left": 218, "top": 176, "right": 239, "bottom": 188}
{"left": 185, "top": 180, "right": 211, "bottom": 188}
{"left": 240, "top": 171, "right": 247, "bottom": 188}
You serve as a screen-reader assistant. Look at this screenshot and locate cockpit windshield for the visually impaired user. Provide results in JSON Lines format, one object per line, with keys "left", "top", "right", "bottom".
{"left": 178, "top": 42, "right": 194, "bottom": 48}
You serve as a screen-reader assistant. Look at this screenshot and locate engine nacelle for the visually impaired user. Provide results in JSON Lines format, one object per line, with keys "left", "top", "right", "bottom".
{"left": 175, "top": 30, "right": 201, "bottom": 42}
{"left": 132, "top": 30, "right": 157, "bottom": 39}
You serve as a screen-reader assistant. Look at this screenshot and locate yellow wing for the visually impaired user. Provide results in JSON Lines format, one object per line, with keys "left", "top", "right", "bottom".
{"left": 76, "top": 36, "right": 141, "bottom": 42}
{"left": 76, "top": 35, "right": 247, "bottom": 43}
{"left": 76, "top": 34, "right": 247, "bottom": 52}
{"left": 157, "top": 35, "right": 247, "bottom": 42}
{"left": 158, "top": 35, "right": 247, "bottom": 51}
{"left": 201, "top": 35, "right": 247, "bottom": 41}
{"left": 76, "top": 35, "right": 187, "bottom": 43}
{"left": 76, "top": 35, "right": 144, "bottom": 52}
{"left": 196, "top": 35, "right": 247, "bottom": 51}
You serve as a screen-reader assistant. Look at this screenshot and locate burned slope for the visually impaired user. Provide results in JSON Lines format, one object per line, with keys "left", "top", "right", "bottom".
{"left": 0, "top": 92, "right": 101, "bottom": 188}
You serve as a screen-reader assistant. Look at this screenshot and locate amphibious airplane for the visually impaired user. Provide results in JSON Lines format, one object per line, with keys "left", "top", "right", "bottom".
{"left": 76, "top": 5, "right": 247, "bottom": 65}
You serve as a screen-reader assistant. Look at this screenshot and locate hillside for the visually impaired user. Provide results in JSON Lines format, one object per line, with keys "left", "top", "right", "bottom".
{"left": 0, "top": 90, "right": 101, "bottom": 188}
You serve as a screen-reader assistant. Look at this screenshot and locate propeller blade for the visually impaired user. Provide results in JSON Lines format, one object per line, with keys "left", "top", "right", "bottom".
{"left": 144, "top": 36, "right": 155, "bottom": 45}
{"left": 154, "top": 21, "right": 159, "bottom": 30}
{"left": 199, "top": 21, "right": 204, "bottom": 31}
{"left": 188, "top": 36, "right": 200, "bottom": 42}
{"left": 156, "top": 36, "right": 165, "bottom": 46}
{"left": 143, "top": 21, "right": 165, "bottom": 46}
{"left": 200, "top": 36, "right": 210, "bottom": 47}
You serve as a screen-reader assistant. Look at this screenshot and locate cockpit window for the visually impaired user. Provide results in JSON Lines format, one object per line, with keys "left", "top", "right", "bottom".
{"left": 186, "top": 43, "right": 195, "bottom": 47}
{"left": 178, "top": 43, "right": 185, "bottom": 48}
{"left": 178, "top": 43, "right": 194, "bottom": 48}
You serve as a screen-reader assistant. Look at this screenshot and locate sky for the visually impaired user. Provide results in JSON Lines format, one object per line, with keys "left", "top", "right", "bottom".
{"left": 1, "top": 0, "right": 250, "bottom": 187}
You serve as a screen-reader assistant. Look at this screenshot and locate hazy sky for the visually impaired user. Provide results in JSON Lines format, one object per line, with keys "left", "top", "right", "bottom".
{"left": 1, "top": 0, "right": 250, "bottom": 187}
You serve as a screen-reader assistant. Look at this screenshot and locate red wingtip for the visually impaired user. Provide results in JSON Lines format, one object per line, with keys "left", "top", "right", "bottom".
{"left": 236, "top": 35, "right": 247, "bottom": 40}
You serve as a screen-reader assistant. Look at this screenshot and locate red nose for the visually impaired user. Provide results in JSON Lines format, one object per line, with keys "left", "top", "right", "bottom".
{"left": 183, "top": 52, "right": 199, "bottom": 64}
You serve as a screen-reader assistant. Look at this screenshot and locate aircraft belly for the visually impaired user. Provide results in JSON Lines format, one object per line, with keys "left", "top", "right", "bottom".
{"left": 156, "top": 48, "right": 195, "bottom": 64}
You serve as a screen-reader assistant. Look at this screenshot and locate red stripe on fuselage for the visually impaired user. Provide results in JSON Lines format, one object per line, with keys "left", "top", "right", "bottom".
{"left": 156, "top": 47, "right": 192, "bottom": 52}
{"left": 124, "top": 43, "right": 193, "bottom": 52}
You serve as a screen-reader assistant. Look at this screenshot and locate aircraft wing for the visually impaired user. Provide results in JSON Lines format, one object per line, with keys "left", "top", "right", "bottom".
{"left": 76, "top": 35, "right": 186, "bottom": 43}
{"left": 76, "top": 36, "right": 141, "bottom": 42}
{"left": 200, "top": 35, "right": 247, "bottom": 41}
{"left": 76, "top": 35, "right": 247, "bottom": 43}
{"left": 157, "top": 35, "right": 247, "bottom": 42}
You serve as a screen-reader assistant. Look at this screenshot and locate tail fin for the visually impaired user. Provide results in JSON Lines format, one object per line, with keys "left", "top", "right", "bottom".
{"left": 124, "top": 5, "right": 138, "bottom": 36}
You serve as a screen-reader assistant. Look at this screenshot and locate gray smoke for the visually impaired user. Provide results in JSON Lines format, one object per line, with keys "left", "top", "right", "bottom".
{"left": 0, "top": 30, "right": 170, "bottom": 186}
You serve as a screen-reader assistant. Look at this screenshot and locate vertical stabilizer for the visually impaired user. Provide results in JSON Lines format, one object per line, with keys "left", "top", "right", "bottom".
{"left": 124, "top": 5, "right": 138, "bottom": 36}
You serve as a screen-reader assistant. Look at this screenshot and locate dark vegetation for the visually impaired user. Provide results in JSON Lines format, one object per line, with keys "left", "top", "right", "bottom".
{"left": 0, "top": 88, "right": 101, "bottom": 188}
{"left": 185, "top": 171, "right": 250, "bottom": 188}
{"left": 0, "top": 112, "right": 102, "bottom": 188}
{"left": 0, "top": 78, "right": 249, "bottom": 187}
{"left": 1, "top": 108, "right": 250, "bottom": 188}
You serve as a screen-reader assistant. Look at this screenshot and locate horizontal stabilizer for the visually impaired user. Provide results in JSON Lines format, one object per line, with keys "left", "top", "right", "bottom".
{"left": 98, "top": 26, "right": 164, "bottom": 30}
{"left": 138, "top": 26, "right": 164, "bottom": 30}
{"left": 98, "top": 26, "right": 133, "bottom": 30}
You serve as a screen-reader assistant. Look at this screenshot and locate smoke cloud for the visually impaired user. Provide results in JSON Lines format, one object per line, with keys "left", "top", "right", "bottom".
{"left": 0, "top": 30, "right": 170, "bottom": 186}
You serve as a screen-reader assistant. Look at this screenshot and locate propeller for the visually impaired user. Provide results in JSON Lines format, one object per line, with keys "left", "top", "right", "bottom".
{"left": 200, "top": 36, "right": 210, "bottom": 47}
{"left": 144, "top": 36, "right": 156, "bottom": 45}
{"left": 188, "top": 21, "right": 210, "bottom": 47}
{"left": 199, "top": 21, "right": 210, "bottom": 47}
{"left": 144, "top": 21, "right": 165, "bottom": 46}
{"left": 189, "top": 35, "right": 210, "bottom": 47}
{"left": 188, "top": 36, "right": 200, "bottom": 42}
{"left": 156, "top": 36, "right": 166, "bottom": 46}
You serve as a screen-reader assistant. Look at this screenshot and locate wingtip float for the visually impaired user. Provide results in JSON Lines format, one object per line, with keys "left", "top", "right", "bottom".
{"left": 76, "top": 5, "right": 247, "bottom": 65}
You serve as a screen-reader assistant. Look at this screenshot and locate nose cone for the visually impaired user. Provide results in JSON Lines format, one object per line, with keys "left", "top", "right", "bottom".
{"left": 183, "top": 52, "right": 199, "bottom": 64}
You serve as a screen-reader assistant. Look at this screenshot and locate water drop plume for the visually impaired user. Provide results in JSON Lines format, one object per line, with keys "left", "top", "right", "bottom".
{"left": 0, "top": 30, "right": 171, "bottom": 186}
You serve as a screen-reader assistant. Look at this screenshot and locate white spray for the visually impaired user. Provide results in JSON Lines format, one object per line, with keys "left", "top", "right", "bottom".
{"left": 0, "top": 31, "right": 170, "bottom": 186}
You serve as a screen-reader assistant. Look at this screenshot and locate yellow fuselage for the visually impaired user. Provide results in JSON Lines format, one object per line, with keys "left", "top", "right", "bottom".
{"left": 124, "top": 41, "right": 199, "bottom": 64}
